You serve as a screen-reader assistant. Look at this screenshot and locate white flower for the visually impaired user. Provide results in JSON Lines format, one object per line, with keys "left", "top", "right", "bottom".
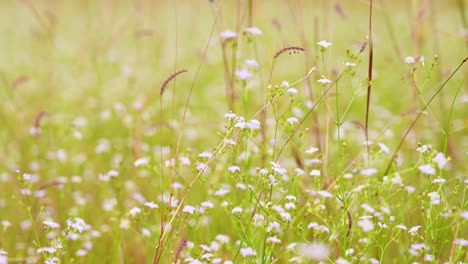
{"left": 280, "top": 212, "right": 292, "bottom": 221}
{"left": 345, "top": 62, "right": 356, "bottom": 67}
{"left": 309, "top": 169, "right": 321, "bottom": 177}
{"left": 432, "top": 177, "right": 446, "bottom": 184}
{"left": 428, "top": 192, "right": 440, "bottom": 205}
{"left": 285, "top": 195, "right": 296, "bottom": 201}
{"left": 395, "top": 224, "right": 407, "bottom": 230}
{"left": 107, "top": 170, "right": 119, "bottom": 177}
{"left": 247, "top": 119, "right": 261, "bottom": 130}
{"left": 377, "top": 143, "right": 390, "bottom": 154}
{"left": 454, "top": 239, "right": 468, "bottom": 246}
{"left": 266, "top": 236, "right": 281, "bottom": 244}
{"left": 296, "top": 243, "right": 330, "bottom": 261}
{"left": 305, "top": 147, "right": 319, "bottom": 154}
{"left": 317, "top": 77, "right": 332, "bottom": 84}
{"left": 416, "top": 144, "right": 432, "bottom": 153}
{"left": 408, "top": 225, "right": 421, "bottom": 234}
{"left": 433, "top": 153, "right": 447, "bottom": 169}
{"left": 224, "top": 112, "right": 237, "bottom": 119}
{"left": 22, "top": 173, "right": 33, "bottom": 182}
{"left": 240, "top": 247, "right": 257, "bottom": 257}
{"left": 317, "top": 40, "right": 332, "bottom": 49}
{"left": 287, "top": 88, "right": 298, "bottom": 95}
{"left": 134, "top": 157, "right": 149, "bottom": 167}
{"left": 284, "top": 202, "right": 296, "bottom": 210}
{"left": 216, "top": 234, "right": 230, "bottom": 243}
{"left": 214, "top": 188, "right": 230, "bottom": 196}
{"left": 267, "top": 221, "right": 281, "bottom": 233}
{"left": 231, "top": 207, "right": 243, "bottom": 214}
{"left": 405, "top": 56, "right": 416, "bottom": 64}
{"left": 196, "top": 163, "right": 208, "bottom": 172}
{"left": 358, "top": 219, "right": 374, "bottom": 232}
{"left": 76, "top": 249, "right": 88, "bottom": 256}
{"left": 228, "top": 166, "right": 240, "bottom": 173}
{"left": 183, "top": 205, "right": 196, "bottom": 215}
{"left": 244, "top": 59, "right": 259, "bottom": 68}
{"left": 235, "top": 68, "right": 253, "bottom": 80}
{"left": 0, "top": 249, "right": 7, "bottom": 264}
{"left": 294, "top": 168, "right": 305, "bottom": 176}
{"left": 144, "top": 201, "right": 159, "bottom": 209}
{"left": 361, "top": 204, "right": 376, "bottom": 213}
{"left": 361, "top": 168, "right": 378, "bottom": 176}
{"left": 220, "top": 30, "right": 237, "bottom": 40}
{"left": 37, "top": 247, "right": 57, "bottom": 254}
{"left": 245, "top": 27, "right": 262, "bottom": 36}
{"left": 129, "top": 207, "right": 142, "bottom": 216}
{"left": 43, "top": 220, "right": 60, "bottom": 229}
{"left": 66, "top": 218, "right": 88, "bottom": 233}
{"left": 201, "top": 253, "right": 214, "bottom": 260}
{"left": 419, "top": 164, "right": 436, "bottom": 175}
{"left": 461, "top": 211, "right": 468, "bottom": 220}
{"left": 411, "top": 243, "right": 427, "bottom": 251}
{"left": 287, "top": 117, "right": 299, "bottom": 125}
{"left": 199, "top": 152, "right": 213, "bottom": 159}
{"left": 201, "top": 201, "right": 214, "bottom": 209}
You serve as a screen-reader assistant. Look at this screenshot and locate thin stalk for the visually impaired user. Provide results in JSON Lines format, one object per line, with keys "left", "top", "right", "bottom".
{"left": 152, "top": 3, "right": 222, "bottom": 262}
{"left": 365, "top": 0, "right": 374, "bottom": 161}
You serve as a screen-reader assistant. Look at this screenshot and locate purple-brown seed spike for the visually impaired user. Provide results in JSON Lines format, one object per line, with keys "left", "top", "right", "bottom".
{"left": 274, "top": 46, "right": 305, "bottom": 59}
{"left": 160, "top": 69, "right": 188, "bottom": 96}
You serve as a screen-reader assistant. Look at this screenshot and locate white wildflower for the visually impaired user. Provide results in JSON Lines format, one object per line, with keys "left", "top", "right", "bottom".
{"left": 377, "top": 143, "right": 390, "bottom": 154}
{"left": 419, "top": 164, "right": 436, "bottom": 175}
{"left": 231, "top": 207, "right": 243, "bottom": 215}
{"left": 317, "top": 40, "right": 332, "bottom": 49}
{"left": 134, "top": 157, "right": 149, "bottom": 167}
{"left": 405, "top": 56, "right": 416, "bottom": 64}
{"left": 287, "top": 88, "right": 298, "bottom": 95}
{"left": 266, "top": 236, "right": 281, "bottom": 244}
{"left": 43, "top": 220, "right": 60, "bottom": 229}
{"left": 296, "top": 243, "right": 330, "bottom": 261}
{"left": 361, "top": 168, "right": 378, "bottom": 176}
{"left": 228, "top": 166, "right": 240, "bottom": 173}
{"left": 358, "top": 218, "right": 374, "bottom": 232}
{"left": 129, "top": 207, "right": 142, "bottom": 216}
{"left": 432, "top": 177, "right": 446, "bottom": 184}
{"left": 220, "top": 30, "right": 237, "bottom": 40}
{"left": 183, "top": 205, "right": 196, "bottom": 215}
{"left": 224, "top": 112, "right": 236, "bottom": 119}
{"left": 244, "top": 59, "right": 259, "bottom": 68}
{"left": 461, "top": 211, "right": 468, "bottom": 220}
{"left": 433, "top": 153, "right": 447, "bottom": 169}
{"left": 235, "top": 68, "right": 253, "bottom": 80}
{"left": 287, "top": 117, "right": 299, "bottom": 125}
{"left": 309, "top": 169, "right": 321, "bottom": 177}
{"left": 395, "top": 224, "right": 407, "bottom": 230}
{"left": 317, "top": 77, "right": 332, "bottom": 84}
{"left": 245, "top": 27, "right": 262, "bottom": 36}
{"left": 408, "top": 225, "right": 421, "bottom": 234}
{"left": 144, "top": 201, "right": 159, "bottom": 209}
{"left": 240, "top": 247, "right": 257, "bottom": 257}
{"left": 66, "top": 218, "right": 89, "bottom": 233}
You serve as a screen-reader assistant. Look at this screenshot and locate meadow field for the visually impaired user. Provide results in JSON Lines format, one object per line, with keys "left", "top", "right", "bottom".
{"left": 0, "top": 0, "right": 467, "bottom": 263}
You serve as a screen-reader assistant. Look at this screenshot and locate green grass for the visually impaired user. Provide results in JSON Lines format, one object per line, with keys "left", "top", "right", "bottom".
{"left": 0, "top": 0, "right": 467, "bottom": 263}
